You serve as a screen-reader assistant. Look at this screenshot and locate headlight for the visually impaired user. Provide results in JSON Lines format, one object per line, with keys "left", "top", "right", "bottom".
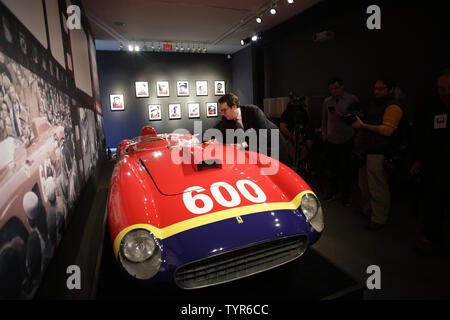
{"left": 119, "top": 229, "right": 161, "bottom": 280}
{"left": 300, "top": 193, "right": 324, "bottom": 233}
{"left": 122, "top": 229, "right": 155, "bottom": 262}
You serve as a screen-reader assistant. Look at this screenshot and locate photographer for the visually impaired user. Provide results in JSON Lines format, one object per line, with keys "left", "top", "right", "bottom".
{"left": 352, "top": 79, "right": 407, "bottom": 231}
{"left": 280, "top": 95, "right": 309, "bottom": 163}
{"left": 321, "top": 77, "right": 359, "bottom": 204}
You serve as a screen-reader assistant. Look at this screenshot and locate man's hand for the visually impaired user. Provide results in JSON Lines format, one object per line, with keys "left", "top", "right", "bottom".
{"left": 351, "top": 116, "right": 364, "bottom": 129}
{"left": 236, "top": 141, "right": 248, "bottom": 150}
{"left": 203, "top": 139, "right": 216, "bottom": 145}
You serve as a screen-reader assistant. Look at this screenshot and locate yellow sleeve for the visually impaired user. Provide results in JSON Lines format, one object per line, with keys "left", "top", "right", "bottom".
{"left": 378, "top": 105, "right": 403, "bottom": 136}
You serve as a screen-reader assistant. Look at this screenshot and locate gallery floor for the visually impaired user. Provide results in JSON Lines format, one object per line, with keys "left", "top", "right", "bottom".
{"left": 35, "top": 158, "right": 450, "bottom": 300}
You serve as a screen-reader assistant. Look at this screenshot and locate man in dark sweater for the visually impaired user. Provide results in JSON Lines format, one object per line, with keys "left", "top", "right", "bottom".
{"left": 212, "top": 93, "right": 290, "bottom": 167}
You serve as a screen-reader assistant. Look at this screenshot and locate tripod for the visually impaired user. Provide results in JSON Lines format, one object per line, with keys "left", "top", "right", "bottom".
{"left": 290, "top": 123, "right": 306, "bottom": 172}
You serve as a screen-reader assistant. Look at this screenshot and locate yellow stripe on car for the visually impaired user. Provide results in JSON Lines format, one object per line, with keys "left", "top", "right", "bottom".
{"left": 113, "top": 190, "right": 315, "bottom": 257}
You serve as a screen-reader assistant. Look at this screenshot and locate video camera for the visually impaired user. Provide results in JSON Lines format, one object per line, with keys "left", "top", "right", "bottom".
{"left": 341, "top": 101, "right": 363, "bottom": 125}
{"left": 290, "top": 96, "right": 308, "bottom": 126}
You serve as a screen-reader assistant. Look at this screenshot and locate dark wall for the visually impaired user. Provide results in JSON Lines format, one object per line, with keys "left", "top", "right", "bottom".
{"left": 97, "top": 51, "right": 232, "bottom": 148}
{"left": 260, "top": 0, "right": 449, "bottom": 114}
{"left": 231, "top": 45, "right": 253, "bottom": 105}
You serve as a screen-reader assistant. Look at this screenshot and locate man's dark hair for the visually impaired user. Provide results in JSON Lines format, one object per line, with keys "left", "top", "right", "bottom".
{"left": 437, "top": 67, "right": 450, "bottom": 79}
{"left": 218, "top": 92, "right": 240, "bottom": 108}
{"left": 328, "top": 76, "right": 344, "bottom": 86}
{"left": 376, "top": 78, "right": 396, "bottom": 90}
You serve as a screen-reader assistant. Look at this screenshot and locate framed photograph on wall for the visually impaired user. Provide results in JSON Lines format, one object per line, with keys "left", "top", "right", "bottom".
{"left": 157, "top": 81, "right": 170, "bottom": 97}
{"left": 195, "top": 80, "right": 208, "bottom": 96}
{"left": 206, "top": 102, "right": 218, "bottom": 117}
{"left": 168, "top": 103, "right": 182, "bottom": 119}
{"left": 148, "top": 104, "right": 162, "bottom": 120}
{"left": 177, "top": 81, "right": 189, "bottom": 96}
{"left": 135, "top": 81, "right": 149, "bottom": 97}
{"left": 214, "top": 81, "right": 225, "bottom": 95}
{"left": 110, "top": 94, "right": 125, "bottom": 111}
{"left": 188, "top": 103, "right": 200, "bottom": 118}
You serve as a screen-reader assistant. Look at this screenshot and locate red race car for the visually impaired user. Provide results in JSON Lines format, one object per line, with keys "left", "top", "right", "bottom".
{"left": 107, "top": 126, "right": 324, "bottom": 289}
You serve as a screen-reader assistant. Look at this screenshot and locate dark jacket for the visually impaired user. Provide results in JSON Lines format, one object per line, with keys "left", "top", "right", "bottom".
{"left": 412, "top": 100, "right": 450, "bottom": 185}
{"left": 355, "top": 97, "right": 408, "bottom": 155}
{"left": 212, "top": 104, "right": 291, "bottom": 166}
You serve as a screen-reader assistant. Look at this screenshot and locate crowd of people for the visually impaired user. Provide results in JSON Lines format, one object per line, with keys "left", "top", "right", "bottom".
{"left": 0, "top": 51, "right": 72, "bottom": 145}
{"left": 279, "top": 70, "right": 450, "bottom": 256}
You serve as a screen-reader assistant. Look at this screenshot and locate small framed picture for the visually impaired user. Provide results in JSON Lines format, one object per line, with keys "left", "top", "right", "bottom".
{"left": 148, "top": 104, "right": 162, "bottom": 120}
{"left": 206, "top": 102, "right": 218, "bottom": 117}
{"left": 168, "top": 103, "right": 182, "bottom": 119}
{"left": 135, "top": 81, "right": 149, "bottom": 97}
{"left": 188, "top": 103, "right": 200, "bottom": 118}
{"left": 157, "top": 81, "right": 170, "bottom": 97}
{"left": 110, "top": 94, "right": 125, "bottom": 111}
{"left": 177, "top": 81, "right": 189, "bottom": 96}
{"left": 214, "top": 81, "right": 225, "bottom": 95}
{"left": 196, "top": 80, "right": 208, "bottom": 96}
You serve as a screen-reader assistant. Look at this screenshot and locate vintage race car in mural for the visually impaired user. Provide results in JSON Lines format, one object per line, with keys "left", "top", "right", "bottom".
{"left": 108, "top": 126, "right": 324, "bottom": 289}
{"left": 0, "top": 117, "right": 79, "bottom": 298}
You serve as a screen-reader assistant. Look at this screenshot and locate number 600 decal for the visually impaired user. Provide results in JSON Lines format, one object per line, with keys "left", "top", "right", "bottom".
{"left": 183, "top": 179, "right": 267, "bottom": 214}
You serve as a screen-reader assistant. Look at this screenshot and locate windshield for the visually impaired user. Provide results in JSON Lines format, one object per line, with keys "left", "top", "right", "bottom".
{"left": 129, "top": 133, "right": 201, "bottom": 152}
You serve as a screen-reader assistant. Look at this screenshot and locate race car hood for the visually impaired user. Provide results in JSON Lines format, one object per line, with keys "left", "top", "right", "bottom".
{"left": 138, "top": 143, "right": 277, "bottom": 195}
{"left": 109, "top": 140, "right": 316, "bottom": 262}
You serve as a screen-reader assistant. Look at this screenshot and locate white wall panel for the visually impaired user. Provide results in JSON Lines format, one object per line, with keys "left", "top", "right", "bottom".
{"left": 2, "top": 0, "right": 48, "bottom": 48}
{"left": 45, "top": 0, "right": 65, "bottom": 68}
{"left": 70, "top": 26, "right": 93, "bottom": 97}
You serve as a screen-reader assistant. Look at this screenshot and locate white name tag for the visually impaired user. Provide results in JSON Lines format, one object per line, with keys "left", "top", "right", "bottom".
{"left": 434, "top": 114, "right": 447, "bottom": 129}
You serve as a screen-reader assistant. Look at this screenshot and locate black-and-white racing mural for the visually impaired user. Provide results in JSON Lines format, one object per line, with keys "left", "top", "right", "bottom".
{"left": 0, "top": 0, "right": 104, "bottom": 299}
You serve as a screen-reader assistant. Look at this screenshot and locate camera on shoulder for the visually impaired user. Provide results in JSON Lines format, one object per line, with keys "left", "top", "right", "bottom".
{"left": 342, "top": 113, "right": 358, "bottom": 124}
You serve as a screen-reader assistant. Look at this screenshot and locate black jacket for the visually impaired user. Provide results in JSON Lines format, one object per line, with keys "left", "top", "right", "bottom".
{"left": 212, "top": 105, "right": 290, "bottom": 165}
{"left": 412, "top": 100, "right": 450, "bottom": 185}
{"left": 355, "top": 97, "right": 408, "bottom": 155}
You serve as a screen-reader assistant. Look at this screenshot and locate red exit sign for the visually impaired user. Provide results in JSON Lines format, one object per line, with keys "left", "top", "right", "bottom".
{"left": 163, "top": 43, "right": 172, "bottom": 51}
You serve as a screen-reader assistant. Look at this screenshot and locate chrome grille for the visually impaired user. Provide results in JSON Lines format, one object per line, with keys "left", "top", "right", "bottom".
{"left": 174, "top": 235, "right": 308, "bottom": 289}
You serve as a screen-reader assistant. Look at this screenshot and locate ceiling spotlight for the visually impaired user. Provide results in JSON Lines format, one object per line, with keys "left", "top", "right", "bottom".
{"left": 251, "top": 34, "right": 259, "bottom": 42}
{"left": 287, "top": 0, "right": 294, "bottom": 3}
{"left": 270, "top": 7, "right": 276, "bottom": 15}
{"left": 256, "top": 16, "right": 262, "bottom": 23}
{"left": 134, "top": 45, "right": 140, "bottom": 51}
{"left": 240, "top": 37, "right": 251, "bottom": 46}
{"left": 128, "top": 44, "right": 134, "bottom": 52}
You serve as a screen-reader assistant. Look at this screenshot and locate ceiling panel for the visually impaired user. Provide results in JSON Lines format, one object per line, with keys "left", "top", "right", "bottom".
{"left": 81, "top": 0, "right": 320, "bottom": 54}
